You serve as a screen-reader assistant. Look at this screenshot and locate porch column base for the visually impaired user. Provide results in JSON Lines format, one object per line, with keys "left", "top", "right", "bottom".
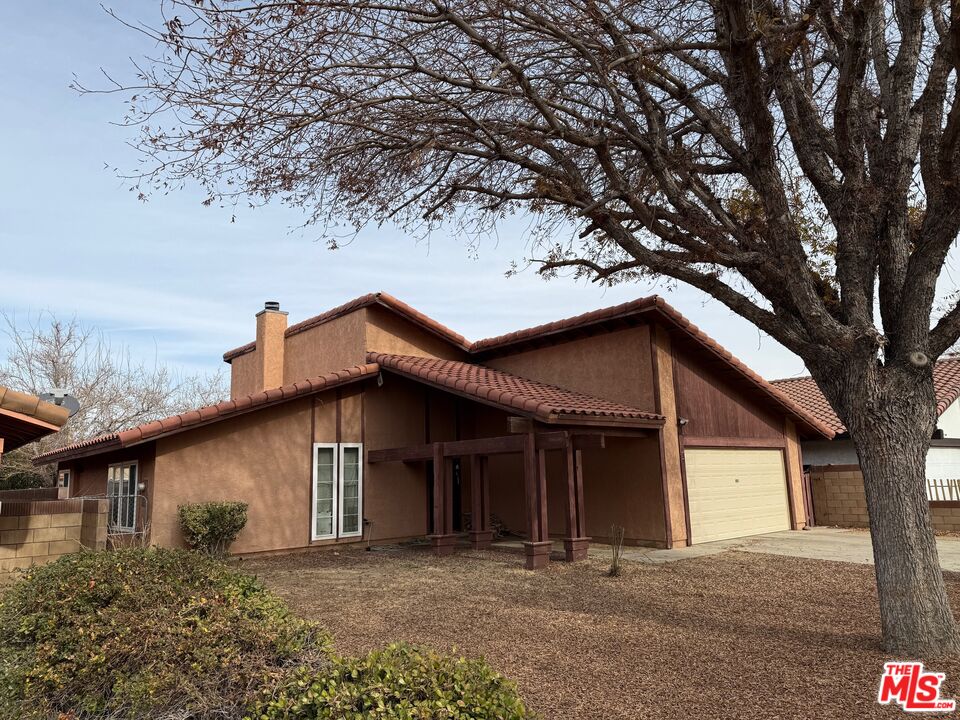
{"left": 563, "top": 537, "right": 591, "bottom": 562}
{"left": 427, "top": 534, "right": 457, "bottom": 555}
{"left": 523, "top": 540, "right": 553, "bottom": 570}
{"left": 469, "top": 529, "right": 494, "bottom": 549}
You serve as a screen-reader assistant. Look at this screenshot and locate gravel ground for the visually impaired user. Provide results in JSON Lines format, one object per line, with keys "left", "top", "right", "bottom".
{"left": 240, "top": 546, "right": 960, "bottom": 720}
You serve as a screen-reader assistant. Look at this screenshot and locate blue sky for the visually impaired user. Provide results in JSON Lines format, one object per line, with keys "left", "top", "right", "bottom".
{"left": 0, "top": 1, "right": 812, "bottom": 382}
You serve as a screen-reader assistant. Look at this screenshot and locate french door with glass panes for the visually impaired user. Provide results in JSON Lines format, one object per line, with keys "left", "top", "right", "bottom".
{"left": 311, "top": 443, "right": 363, "bottom": 540}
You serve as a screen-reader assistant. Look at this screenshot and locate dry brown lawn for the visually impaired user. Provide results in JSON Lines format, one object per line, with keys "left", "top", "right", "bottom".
{"left": 240, "top": 546, "right": 960, "bottom": 719}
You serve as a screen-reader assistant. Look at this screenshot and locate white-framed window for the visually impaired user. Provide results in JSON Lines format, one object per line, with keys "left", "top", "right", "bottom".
{"left": 339, "top": 443, "right": 363, "bottom": 538}
{"left": 311, "top": 443, "right": 363, "bottom": 541}
{"left": 107, "top": 461, "right": 138, "bottom": 533}
{"left": 57, "top": 469, "right": 71, "bottom": 489}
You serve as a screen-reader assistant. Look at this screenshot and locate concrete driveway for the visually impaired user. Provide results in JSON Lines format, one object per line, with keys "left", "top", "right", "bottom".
{"left": 613, "top": 527, "right": 960, "bottom": 571}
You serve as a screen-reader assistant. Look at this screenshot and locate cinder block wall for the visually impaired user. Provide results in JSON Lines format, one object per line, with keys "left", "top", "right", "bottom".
{"left": 811, "top": 466, "right": 960, "bottom": 532}
{"left": 0, "top": 498, "right": 108, "bottom": 582}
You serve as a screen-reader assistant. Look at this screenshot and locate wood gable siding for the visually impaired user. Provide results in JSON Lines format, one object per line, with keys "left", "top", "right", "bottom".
{"left": 671, "top": 338, "right": 784, "bottom": 440}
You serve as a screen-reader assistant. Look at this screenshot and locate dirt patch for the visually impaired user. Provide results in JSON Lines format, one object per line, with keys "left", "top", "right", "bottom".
{"left": 239, "top": 546, "right": 960, "bottom": 719}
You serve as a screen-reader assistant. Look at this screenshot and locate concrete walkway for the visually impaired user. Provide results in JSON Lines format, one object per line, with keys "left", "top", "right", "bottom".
{"left": 600, "top": 527, "right": 960, "bottom": 572}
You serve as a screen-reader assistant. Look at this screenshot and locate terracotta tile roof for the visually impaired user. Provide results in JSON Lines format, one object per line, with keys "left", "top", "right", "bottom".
{"left": 0, "top": 386, "right": 71, "bottom": 451}
{"left": 224, "top": 292, "right": 469, "bottom": 361}
{"left": 34, "top": 364, "right": 380, "bottom": 465}
{"left": 369, "top": 353, "right": 665, "bottom": 426}
{"left": 772, "top": 356, "right": 960, "bottom": 436}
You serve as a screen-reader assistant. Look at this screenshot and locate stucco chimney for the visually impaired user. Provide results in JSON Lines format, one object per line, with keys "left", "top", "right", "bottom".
{"left": 255, "top": 301, "right": 287, "bottom": 391}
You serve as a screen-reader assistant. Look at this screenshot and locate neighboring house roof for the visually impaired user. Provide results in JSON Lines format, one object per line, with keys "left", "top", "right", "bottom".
{"left": 771, "top": 356, "right": 960, "bottom": 436}
{"left": 0, "top": 386, "right": 70, "bottom": 452}
{"left": 33, "top": 364, "right": 381, "bottom": 465}
{"left": 370, "top": 353, "right": 665, "bottom": 427}
{"left": 223, "top": 292, "right": 470, "bottom": 361}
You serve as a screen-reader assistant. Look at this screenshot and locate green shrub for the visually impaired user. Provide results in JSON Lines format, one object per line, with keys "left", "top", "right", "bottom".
{"left": 0, "top": 548, "right": 331, "bottom": 719}
{"left": 178, "top": 500, "right": 249, "bottom": 555}
{"left": 248, "top": 642, "right": 531, "bottom": 720}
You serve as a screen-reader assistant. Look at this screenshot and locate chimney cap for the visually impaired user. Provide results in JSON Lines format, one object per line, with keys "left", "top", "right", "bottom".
{"left": 264, "top": 301, "right": 281, "bottom": 312}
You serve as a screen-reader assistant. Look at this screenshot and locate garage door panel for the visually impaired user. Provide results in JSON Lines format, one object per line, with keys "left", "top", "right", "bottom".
{"left": 685, "top": 448, "right": 790, "bottom": 544}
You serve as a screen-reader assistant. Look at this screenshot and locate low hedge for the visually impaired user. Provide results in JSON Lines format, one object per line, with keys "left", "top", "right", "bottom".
{"left": 249, "top": 642, "right": 530, "bottom": 720}
{"left": 0, "top": 549, "right": 531, "bottom": 719}
{"left": 178, "top": 500, "right": 249, "bottom": 555}
{"left": 0, "top": 548, "right": 330, "bottom": 719}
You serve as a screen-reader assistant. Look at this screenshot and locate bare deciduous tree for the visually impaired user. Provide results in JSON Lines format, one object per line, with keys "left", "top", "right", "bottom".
{"left": 0, "top": 313, "right": 226, "bottom": 486}
{"left": 92, "top": 0, "right": 960, "bottom": 655}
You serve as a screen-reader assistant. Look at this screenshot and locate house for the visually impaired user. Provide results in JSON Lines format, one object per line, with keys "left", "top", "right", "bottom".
{"left": 772, "top": 359, "right": 960, "bottom": 531}
{"left": 0, "top": 387, "right": 69, "bottom": 464}
{"left": 35, "top": 293, "right": 833, "bottom": 568}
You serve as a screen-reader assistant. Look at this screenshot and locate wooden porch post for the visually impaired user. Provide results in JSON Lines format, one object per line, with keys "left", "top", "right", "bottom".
{"left": 522, "top": 432, "right": 551, "bottom": 569}
{"left": 428, "top": 442, "right": 456, "bottom": 555}
{"left": 469, "top": 454, "right": 493, "bottom": 548}
{"left": 563, "top": 436, "right": 590, "bottom": 561}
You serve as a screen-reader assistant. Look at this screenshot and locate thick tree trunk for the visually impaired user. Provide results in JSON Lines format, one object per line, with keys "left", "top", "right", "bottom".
{"left": 838, "top": 368, "right": 960, "bottom": 657}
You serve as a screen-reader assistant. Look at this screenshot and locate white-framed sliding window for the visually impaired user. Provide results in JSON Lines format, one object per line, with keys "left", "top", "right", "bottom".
{"left": 106, "top": 461, "right": 138, "bottom": 533}
{"left": 338, "top": 443, "right": 363, "bottom": 538}
{"left": 311, "top": 442, "right": 363, "bottom": 541}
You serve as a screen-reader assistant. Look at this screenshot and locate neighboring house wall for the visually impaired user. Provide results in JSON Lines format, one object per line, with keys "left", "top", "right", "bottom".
{"left": 802, "top": 437, "right": 960, "bottom": 483}
{"left": 0, "top": 498, "right": 108, "bottom": 581}
{"left": 800, "top": 439, "right": 858, "bottom": 466}
{"left": 811, "top": 465, "right": 960, "bottom": 532}
{"left": 482, "top": 324, "right": 658, "bottom": 411}
{"left": 937, "top": 400, "right": 960, "bottom": 438}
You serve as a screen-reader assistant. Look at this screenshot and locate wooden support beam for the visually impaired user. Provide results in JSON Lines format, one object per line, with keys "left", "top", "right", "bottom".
{"left": 563, "top": 437, "right": 590, "bottom": 561}
{"left": 523, "top": 432, "right": 540, "bottom": 543}
{"left": 523, "top": 432, "right": 551, "bottom": 570}
{"left": 428, "top": 442, "right": 456, "bottom": 555}
{"left": 508, "top": 416, "right": 535, "bottom": 434}
{"left": 536, "top": 447, "right": 549, "bottom": 542}
{"left": 469, "top": 454, "right": 492, "bottom": 549}
{"left": 368, "top": 431, "right": 604, "bottom": 464}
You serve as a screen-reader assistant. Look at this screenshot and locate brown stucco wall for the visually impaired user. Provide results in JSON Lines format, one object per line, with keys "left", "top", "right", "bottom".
{"left": 151, "top": 397, "right": 317, "bottom": 553}
{"left": 581, "top": 435, "right": 666, "bottom": 546}
{"left": 230, "top": 352, "right": 260, "bottom": 399}
{"left": 364, "top": 306, "right": 469, "bottom": 361}
{"left": 363, "top": 376, "right": 432, "bottom": 541}
{"left": 483, "top": 325, "right": 657, "bottom": 411}
{"left": 283, "top": 310, "right": 368, "bottom": 387}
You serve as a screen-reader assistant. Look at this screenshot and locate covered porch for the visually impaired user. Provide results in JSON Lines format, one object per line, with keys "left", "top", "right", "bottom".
{"left": 369, "top": 425, "right": 649, "bottom": 569}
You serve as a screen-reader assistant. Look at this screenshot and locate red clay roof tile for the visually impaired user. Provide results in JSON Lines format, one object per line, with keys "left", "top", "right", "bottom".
{"left": 772, "top": 356, "right": 960, "bottom": 435}
{"left": 369, "top": 352, "right": 665, "bottom": 426}
{"left": 34, "top": 363, "right": 381, "bottom": 465}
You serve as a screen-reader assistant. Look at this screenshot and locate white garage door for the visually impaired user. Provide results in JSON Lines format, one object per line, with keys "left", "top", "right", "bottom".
{"left": 685, "top": 448, "right": 791, "bottom": 544}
